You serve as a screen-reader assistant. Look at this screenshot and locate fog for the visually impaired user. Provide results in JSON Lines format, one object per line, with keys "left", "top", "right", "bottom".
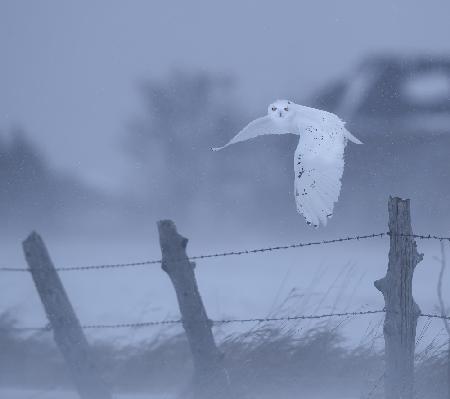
{"left": 1, "top": 1, "right": 450, "bottom": 398}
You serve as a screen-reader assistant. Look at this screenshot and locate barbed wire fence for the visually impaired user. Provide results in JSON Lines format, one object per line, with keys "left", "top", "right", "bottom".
{"left": 3, "top": 309, "right": 387, "bottom": 332}
{"left": 5, "top": 310, "right": 450, "bottom": 334}
{"left": 2, "top": 197, "right": 450, "bottom": 398}
{"left": 1, "top": 232, "right": 387, "bottom": 272}
{"left": 2, "top": 231, "right": 450, "bottom": 273}
{"left": 2, "top": 229, "right": 450, "bottom": 333}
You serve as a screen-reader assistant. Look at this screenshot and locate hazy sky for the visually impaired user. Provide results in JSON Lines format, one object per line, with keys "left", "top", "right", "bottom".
{"left": 1, "top": 0, "right": 450, "bottom": 190}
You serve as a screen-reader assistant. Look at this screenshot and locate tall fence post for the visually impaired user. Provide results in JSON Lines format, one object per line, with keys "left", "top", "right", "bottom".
{"left": 374, "top": 197, "right": 423, "bottom": 399}
{"left": 23, "top": 232, "right": 111, "bottom": 399}
{"left": 157, "top": 220, "right": 231, "bottom": 399}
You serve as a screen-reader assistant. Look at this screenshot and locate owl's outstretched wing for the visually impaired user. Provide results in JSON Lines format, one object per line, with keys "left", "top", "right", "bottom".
{"left": 212, "top": 116, "right": 293, "bottom": 151}
{"left": 294, "top": 104, "right": 363, "bottom": 144}
{"left": 294, "top": 127, "right": 346, "bottom": 228}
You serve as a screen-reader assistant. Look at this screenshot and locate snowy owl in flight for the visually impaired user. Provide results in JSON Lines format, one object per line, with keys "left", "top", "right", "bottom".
{"left": 212, "top": 100, "right": 362, "bottom": 227}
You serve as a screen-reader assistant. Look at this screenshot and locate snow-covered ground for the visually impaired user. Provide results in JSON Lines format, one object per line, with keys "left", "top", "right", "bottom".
{"left": 0, "top": 388, "right": 173, "bottom": 399}
{"left": 1, "top": 389, "right": 361, "bottom": 399}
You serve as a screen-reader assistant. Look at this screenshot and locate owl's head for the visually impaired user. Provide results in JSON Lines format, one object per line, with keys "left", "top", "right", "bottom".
{"left": 268, "top": 99, "right": 293, "bottom": 120}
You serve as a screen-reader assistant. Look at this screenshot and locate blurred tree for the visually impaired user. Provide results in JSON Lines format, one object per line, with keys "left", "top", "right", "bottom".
{"left": 0, "top": 129, "right": 104, "bottom": 233}
{"left": 126, "top": 70, "right": 297, "bottom": 230}
{"left": 128, "top": 71, "right": 241, "bottom": 202}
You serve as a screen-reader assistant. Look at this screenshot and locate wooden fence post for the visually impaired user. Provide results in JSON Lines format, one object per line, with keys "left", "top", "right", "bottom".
{"left": 157, "top": 220, "right": 231, "bottom": 399}
{"left": 374, "top": 197, "right": 423, "bottom": 399}
{"left": 23, "top": 232, "right": 111, "bottom": 399}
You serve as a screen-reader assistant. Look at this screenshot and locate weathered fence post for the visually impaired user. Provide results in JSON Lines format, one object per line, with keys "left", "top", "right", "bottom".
{"left": 436, "top": 241, "right": 450, "bottom": 399}
{"left": 374, "top": 197, "right": 423, "bottom": 399}
{"left": 23, "top": 232, "right": 111, "bottom": 399}
{"left": 157, "top": 220, "right": 231, "bottom": 399}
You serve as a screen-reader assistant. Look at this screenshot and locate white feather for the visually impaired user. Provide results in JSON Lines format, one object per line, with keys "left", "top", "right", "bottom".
{"left": 212, "top": 100, "right": 362, "bottom": 227}
{"left": 211, "top": 115, "right": 294, "bottom": 151}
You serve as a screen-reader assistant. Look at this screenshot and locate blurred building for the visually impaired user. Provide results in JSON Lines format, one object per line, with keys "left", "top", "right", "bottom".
{"left": 311, "top": 55, "right": 450, "bottom": 231}
{"left": 314, "top": 55, "right": 450, "bottom": 137}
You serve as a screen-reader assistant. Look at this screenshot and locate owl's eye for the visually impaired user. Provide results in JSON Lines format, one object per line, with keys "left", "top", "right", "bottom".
{"left": 284, "top": 107, "right": 289, "bottom": 111}
{"left": 272, "top": 107, "right": 277, "bottom": 111}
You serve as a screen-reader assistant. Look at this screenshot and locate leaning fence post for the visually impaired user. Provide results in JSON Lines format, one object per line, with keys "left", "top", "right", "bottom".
{"left": 23, "top": 232, "right": 111, "bottom": 399}
{"left": 157, "top": 220, "right": 231, "bottom": 399}
{"left": 374, "top": 197, "right": 423, "bottom": 399}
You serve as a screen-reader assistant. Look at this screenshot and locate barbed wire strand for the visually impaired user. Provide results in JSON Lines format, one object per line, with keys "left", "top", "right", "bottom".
{"left": 0, "top": 267, "right": 31, "bottom": 272}
{"left": 419, "top": 313, "right": 450, "bottom": 321}
{"left": 2, "top": 231, "right": 450, "bottom": 273}
{"left": 388, "top": 233, "right": 450, "bottom": 242}
{"left": 6, "top": 310, "right": 450, "bottom": 333}
{"left": 5, "top": 309, "right": 386, "bottom": 332}
{"left": 1, "top": 232, "right": 388, "bottom": 272}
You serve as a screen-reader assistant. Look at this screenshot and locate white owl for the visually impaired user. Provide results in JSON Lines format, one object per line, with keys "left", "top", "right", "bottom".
{"left": 212, "top": 100, "right": 362, "bottom": 227}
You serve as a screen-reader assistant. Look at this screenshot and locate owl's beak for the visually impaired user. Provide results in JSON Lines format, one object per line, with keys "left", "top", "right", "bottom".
{"left": 279, "top": 112, "right": 282, "bottom": 117}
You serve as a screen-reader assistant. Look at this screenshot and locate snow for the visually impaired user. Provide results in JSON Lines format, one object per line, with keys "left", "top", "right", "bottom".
{"left": 0, "top": 389, "right": 173, "bottom": 399}
{"left": 1, "top": 388, "right": 361, "bottom": 399}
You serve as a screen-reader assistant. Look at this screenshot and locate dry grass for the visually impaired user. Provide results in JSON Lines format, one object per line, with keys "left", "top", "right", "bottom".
{"left": 0, "top": 308, "right": 448, "bottom": 398}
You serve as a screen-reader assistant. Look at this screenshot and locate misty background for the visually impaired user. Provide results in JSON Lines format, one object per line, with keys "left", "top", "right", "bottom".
{"left": 1, "top": 1, "right": 450, "bottom": 398}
